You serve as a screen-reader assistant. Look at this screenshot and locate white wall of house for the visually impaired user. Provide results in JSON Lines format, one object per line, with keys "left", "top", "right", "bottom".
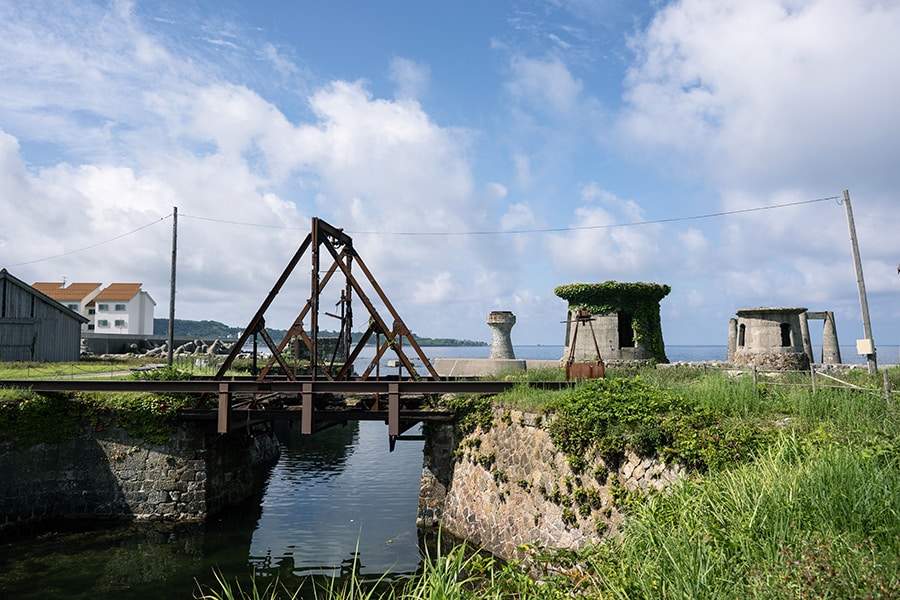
{"left": 93, "top": 292, "right": 156, "bottom": 335}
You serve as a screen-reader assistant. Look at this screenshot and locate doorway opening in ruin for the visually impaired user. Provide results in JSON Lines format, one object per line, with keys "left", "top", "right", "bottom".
{"left": 780, "top": 323, "right": 792, "bottom": 347}
{"left": 738, "top": 324, "right": 746, "bottom": 347}
{"left": 618, "top": 311, "right": 635, "bottom": 348}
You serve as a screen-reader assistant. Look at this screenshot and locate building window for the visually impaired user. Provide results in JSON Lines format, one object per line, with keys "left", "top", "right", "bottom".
{"left": 88, "top": 308, "right": 95, "bottom": 315}
{"left": 98, "top": 303, "right": 109, "bottom": 311}
{"left": 738, "top": 324, "right": 746, "bottom": 347}
{"left": 114, "top": 319, "right": 127, "bottom": 328}
{"left": 780, "top": 323, "right": 792, "bottom": 347}
{"left": 67, "top": 303, "right": 78, "bottom": 311}
{"left": 115, "top": 304, "right": 126, "bottom": 311}
{"left": 88, "top": 324, "right": 94, "bottom": 330}
{"left": 617, "top": 311, "right": 635, "bottom": 348}
{"left": 97, "top": 319, "right": 109, "bottom": 328}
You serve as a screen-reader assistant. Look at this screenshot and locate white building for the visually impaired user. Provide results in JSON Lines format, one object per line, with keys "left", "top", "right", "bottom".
{"left": 33, "top": 281, "right": 156, "bottom": 335}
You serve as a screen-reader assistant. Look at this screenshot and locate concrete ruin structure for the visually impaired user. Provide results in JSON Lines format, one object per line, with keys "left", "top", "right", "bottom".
{"left": 555, "top": 282, "right": 670, "bottom": 364}
{"left": 486, "top": 311, "right": 516, "bottom": 359}
{"left": 727, "top": 307, "right": 841, "bottom": 369}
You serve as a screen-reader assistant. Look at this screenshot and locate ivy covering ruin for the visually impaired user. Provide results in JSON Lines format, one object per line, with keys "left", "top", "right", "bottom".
{"left": 554, "top": 281, "right": 671, "bottom": 363}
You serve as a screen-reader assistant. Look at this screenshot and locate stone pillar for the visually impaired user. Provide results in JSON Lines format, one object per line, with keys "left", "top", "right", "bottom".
{"left": 727, "top": 318, "right": 738, "bottom": 363}
{"left": 487, "top": 311, "right": 516, "bottom": 359}
{"left": 799, "top": 311, "right": 814, "bottom": 366}
{"left": 417, "top": 422, "right": 458, "bottom": 528}
{"left": 822, "top": 311, "right": 842, "bottom": 364}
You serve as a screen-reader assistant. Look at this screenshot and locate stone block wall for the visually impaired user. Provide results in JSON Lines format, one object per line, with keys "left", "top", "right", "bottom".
{"left": 418, "top": 408, "right": 685, "bottom": 561}
{"left": 0, "top": 419, "right": 279, "bottom": 536}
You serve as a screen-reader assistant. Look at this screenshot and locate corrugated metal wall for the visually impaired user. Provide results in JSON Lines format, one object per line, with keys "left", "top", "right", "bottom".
{"left": 0, "top": 276, "right": 83, "bottom": 362}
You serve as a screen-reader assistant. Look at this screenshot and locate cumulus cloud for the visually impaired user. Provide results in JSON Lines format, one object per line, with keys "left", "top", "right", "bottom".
{"left": 621, "top": 0, "right": 900, "bottom": 191}
{"left": 389, "top": 57, "right": 430, "bottom": 101}
{"left": 545, "top": 187, "right": 663, "bottom": 279}
{"left": 617, "top": 0, "right": 900, "bottom": 338}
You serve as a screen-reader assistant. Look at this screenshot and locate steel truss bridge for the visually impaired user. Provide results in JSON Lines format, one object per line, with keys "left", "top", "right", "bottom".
{"left": 1, "top": 219, "right": 569, "bottom": 448}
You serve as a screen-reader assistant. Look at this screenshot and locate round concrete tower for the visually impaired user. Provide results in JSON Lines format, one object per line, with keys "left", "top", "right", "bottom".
{"left": 487, "top": 311, "right": 516, "bottom": 359}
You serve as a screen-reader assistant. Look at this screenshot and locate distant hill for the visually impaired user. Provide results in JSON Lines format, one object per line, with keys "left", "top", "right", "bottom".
{"left": 153, "top": 318, "right": 487, "bottom": 347}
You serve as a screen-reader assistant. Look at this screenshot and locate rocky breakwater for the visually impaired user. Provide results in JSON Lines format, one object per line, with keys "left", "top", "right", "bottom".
{"left": 139, "top": 338, "right": 236, "bottom": 360}
{"left": 418, "top": 407, "right": 686, "bottom": 561}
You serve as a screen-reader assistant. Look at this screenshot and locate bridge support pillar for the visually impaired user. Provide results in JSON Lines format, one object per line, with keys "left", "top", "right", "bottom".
{"left": 388, "top": 383, "right": 400, "bottom": 437}
{"left": 302, "top": 383, "right": 313, "bottom": 434}
{"left": 217, "top": 383, "right": 230, "bottom": 433}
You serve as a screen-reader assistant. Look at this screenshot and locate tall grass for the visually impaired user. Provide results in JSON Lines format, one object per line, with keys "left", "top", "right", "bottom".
{"left": 200, "top": 368, "right": 900, "bottom": 599}
{"left": 584, "top": 435, "right": 900, "bottom": 598}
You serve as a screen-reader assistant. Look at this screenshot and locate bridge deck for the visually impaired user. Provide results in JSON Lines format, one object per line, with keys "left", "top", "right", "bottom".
{"left": 0, "top": 378, "right": 571, "bottom": 444}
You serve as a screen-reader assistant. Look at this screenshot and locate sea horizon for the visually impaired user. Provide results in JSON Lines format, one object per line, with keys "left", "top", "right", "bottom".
{"left": 401, "top": 344, "right": 900, "bottom": 366}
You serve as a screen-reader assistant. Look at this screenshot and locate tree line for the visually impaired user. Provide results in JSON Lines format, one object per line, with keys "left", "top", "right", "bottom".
{"left": 152, "top": 318, "right": 486, "bottom": 347}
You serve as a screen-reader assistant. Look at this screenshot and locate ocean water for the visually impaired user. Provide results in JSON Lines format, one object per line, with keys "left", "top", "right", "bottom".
{"left": 358, "top": 344, "right": 900, "bottom": 366}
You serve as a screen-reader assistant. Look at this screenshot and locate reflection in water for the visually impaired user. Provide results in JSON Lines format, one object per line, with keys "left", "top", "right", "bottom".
{"left": 0, "top": 420, "right": 426, "bottom": 598}
{"left": 250, "top": 421, "right": 425, "bottom": 579}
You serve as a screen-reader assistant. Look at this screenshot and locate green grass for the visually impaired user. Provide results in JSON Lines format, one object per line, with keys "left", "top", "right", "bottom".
{"left": 0, "top": 358, "right": 145, "bottom": 380}
{"left": 5, "top": 361, "right": 899, "bottom": 598}
{"left": 573, "top": 436, "right": 900, "bottom": 598}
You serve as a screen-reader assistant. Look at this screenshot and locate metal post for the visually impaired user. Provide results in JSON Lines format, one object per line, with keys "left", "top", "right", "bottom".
{"left": 167, "top": 207, "right": 177, "bottom": 367}
{"left": 310, "top": 218, "right": 319, "bottom": 381}
{"left": 843, "top": 190, "right": 877, "bottom": 374}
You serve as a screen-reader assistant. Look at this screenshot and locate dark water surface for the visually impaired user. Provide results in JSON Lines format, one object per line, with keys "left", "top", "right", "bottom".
{"left": 0, "top": 421, "right": 424, "bottom": 599}
{"left": 2, "top": 344, "right": 896, "bottom": 598}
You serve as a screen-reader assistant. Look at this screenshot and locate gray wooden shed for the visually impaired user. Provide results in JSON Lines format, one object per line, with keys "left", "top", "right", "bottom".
{"left": 0, "top": 269, "right": 88, "bottom": 362}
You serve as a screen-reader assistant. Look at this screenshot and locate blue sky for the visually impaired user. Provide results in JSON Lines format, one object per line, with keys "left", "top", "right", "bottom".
{"left": 2, "top": 0, "right": 899, "bottom": 352}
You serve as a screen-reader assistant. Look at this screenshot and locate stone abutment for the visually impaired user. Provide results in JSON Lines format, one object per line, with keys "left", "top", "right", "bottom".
{"left": 418, "top": 407, "right": 686, "bottom": 561}
{"left": 0, "top": 418, "right": 278, "bottom": 537}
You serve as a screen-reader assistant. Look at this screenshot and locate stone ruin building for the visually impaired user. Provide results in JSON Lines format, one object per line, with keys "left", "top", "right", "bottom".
{"left": 554, "top": 281, "right": 670, "bottom": 365}
{"left": 727, "top": 307, "right": 842, "bottom": 370}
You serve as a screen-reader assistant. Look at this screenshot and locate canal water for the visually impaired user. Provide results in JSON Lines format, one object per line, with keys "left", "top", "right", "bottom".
{"left": 0, "top": 420, "right": 425, "bottom": 599}
{"left": 1, "top": 345, "right": 895, "bottom": 599}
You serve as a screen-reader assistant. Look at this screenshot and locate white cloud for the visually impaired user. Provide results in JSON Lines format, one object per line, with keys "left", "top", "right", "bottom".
{"left": 621, "top": 0, "right": 900, "bottom": 190}
{"left": 614, "top": 0, "right": 900, "bottom": 345}
{"left": 389, "top": 57, "right": 430, "bottom": 101}
{"left": 506, "top": 56, "right": 583, "bottom": 115}
{"left": 545, "top": 188, "right": 663, "bottom": 278}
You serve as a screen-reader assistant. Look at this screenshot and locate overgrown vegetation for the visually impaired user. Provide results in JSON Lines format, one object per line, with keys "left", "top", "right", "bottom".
{"left": 0, "top": 364, "right": 198, "bottom": 446}
{"left": 408, "top": 365, "right": 900, "bottom": 599}
{"left": 554, "top": 281, "right": 671, "bottom": 363}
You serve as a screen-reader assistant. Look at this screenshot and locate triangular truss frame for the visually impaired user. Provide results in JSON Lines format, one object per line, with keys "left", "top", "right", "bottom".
{"left": 215, "top": 217, "right": 441, "bottom": 382}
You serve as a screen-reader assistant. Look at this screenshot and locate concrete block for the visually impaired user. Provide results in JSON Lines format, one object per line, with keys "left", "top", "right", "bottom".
{"left": 431, "top": 358, "right": 526, "bottom": 377}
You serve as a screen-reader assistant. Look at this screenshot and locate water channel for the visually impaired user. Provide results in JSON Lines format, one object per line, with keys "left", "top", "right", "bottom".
{"left": 0, "top": 420, "right": 425, "bottom": 599}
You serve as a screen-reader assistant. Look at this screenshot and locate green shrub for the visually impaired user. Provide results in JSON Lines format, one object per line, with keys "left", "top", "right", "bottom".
{"left": 0, "top": 392, "right": 85, "bottom": 447}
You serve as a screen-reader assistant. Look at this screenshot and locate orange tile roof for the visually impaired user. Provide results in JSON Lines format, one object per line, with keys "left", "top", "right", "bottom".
{"left": 33, "top": 282, "right": 102, "bottom": 301}
{"left": 32, "top": 282, "right": 64, "bottom": 293}
{"left": 94, "top": 283, "right": 143, "bottom": 301}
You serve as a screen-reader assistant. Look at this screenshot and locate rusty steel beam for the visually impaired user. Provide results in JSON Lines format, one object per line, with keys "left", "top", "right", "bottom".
{"left": 215, "top": 232, "right": 313, "bottom": 377}
{"left": 0, "top": 378, "right": 569, "bottom": 395}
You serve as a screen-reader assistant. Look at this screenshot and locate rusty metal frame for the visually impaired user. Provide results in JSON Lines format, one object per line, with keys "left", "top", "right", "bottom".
{"left": 215, "top": 217, "right": 440, "bottom": 384}
{"left": 565, "top": 309, "right": 606, "bottom": 381}
{"left": 204, "top": 217, "right": 450, "bottom": 438}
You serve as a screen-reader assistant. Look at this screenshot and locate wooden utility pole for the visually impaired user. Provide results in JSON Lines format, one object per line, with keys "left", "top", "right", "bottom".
{"left": 167, "top": 207, "right": 178, "bottom": 367}
{"left": 843, "top": 190, "right": 877, "bottom": 374}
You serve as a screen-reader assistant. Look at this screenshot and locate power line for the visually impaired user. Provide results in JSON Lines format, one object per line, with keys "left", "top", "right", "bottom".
{"left": 5, "top": 195, "right": 840, "bottom": 270}
{"left": 4, "top": 214, "right": 170, "bottom": 268}
{"left": 181, "top": 214, "right": 307, "bottom": 230}
{"left": 184, "top": 195, "right": 841, "bottom": 237}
